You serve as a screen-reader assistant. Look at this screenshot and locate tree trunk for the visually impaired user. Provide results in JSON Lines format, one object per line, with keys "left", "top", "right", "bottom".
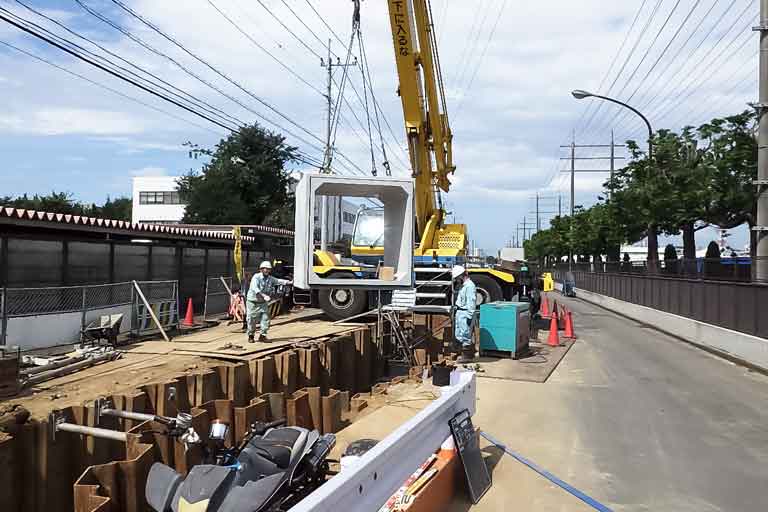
{"left": 681, "top": 223, "right": 696, "bottom": 260}
{"left": 646, "top": 224, "right": 659, "bottom": 273}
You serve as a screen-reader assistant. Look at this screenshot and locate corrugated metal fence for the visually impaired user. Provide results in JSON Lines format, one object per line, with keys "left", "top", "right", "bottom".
{"left": 558, "top": 270, "right": 768, "bottom": 339}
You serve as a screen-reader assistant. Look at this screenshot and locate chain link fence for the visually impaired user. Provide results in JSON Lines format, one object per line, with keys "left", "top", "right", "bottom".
{"left": 0, "top": 280, "right": 179, "bottom": 349}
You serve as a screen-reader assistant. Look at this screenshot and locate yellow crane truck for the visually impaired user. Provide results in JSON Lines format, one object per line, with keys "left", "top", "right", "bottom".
{"left": 305, "top": 0, "right": 520, "bottom": 320}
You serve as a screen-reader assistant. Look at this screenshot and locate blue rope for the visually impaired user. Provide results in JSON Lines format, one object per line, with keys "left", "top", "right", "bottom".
{"left": 480, "top": 431, "right": 614, "bottom": 512}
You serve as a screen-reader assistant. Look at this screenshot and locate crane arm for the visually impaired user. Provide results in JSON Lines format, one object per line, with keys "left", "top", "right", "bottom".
{"left": 387, "top": 0, "right": 455, "bottom": 242}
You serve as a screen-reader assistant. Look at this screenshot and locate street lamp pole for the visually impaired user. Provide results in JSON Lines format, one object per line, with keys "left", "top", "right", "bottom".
{"left": 571, "top": 90, "right": 658, "bottom": 267}
{"left": 571, "top": 90, "right": 653, "bottom": 159}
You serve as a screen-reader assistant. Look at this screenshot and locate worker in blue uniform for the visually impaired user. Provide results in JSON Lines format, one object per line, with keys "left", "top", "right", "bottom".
{"left": 247, "top": 261, "right": 291, "bottom": 343}
{"left": 452, "top": 265, "right": 477, "bottom": 363}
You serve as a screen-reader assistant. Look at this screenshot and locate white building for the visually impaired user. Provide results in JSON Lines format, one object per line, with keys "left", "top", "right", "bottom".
{"left": 132, "top": 176, "right": 358, "bottom": 238}
{"left": 314, "top": 197, "right": 359, "bottom": 242}
{"left": 131, "top": 176, "right": 186, "bottom": 225}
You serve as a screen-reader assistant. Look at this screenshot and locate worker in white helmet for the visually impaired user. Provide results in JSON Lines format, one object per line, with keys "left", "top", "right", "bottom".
{"left": 452, "top": 265, "right": 477, "bottom": 362}
{"left": 246, "top": 261, "right": 291, "bottom": 343}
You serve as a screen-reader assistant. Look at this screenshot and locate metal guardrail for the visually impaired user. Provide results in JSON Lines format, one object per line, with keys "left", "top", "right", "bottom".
{"left": 551, "top": 256, "right": 760, "bottom": 283}
{"left": 555, "top": 269, "right": 768, "bottom": 339}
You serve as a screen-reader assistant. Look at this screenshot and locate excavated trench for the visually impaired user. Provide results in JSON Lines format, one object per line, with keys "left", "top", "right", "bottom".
{"left": 0, "top": 322, "right": 448, "bottom": 512}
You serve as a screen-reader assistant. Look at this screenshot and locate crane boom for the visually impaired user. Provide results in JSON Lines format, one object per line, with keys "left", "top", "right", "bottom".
{"left": 386, "top": 0, "right": 458, "bottom": 256}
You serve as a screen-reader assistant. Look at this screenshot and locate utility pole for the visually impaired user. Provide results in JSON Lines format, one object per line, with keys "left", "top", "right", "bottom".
{"left": 319, "top": 40, "right": 357, "bottom": 251}
{"left": 559, "top": 136, "right": 626, "bottom": 269}
{"left": 536, "top": 192, "right": 540, "bottom": 232}
{"left": 570, "top": 136, "right": 575, "bottom": 271}
{"left": 755, "top": 4, "right": 768, "bottom": 282}
{"left": 609, "top": 129, "right": 615, "bottom": 201}
{"left": 558, "top": 195, "right": 562, "bottom": 217}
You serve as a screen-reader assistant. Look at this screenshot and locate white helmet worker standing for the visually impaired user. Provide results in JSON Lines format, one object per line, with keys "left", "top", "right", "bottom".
{"left": 246, "top": 261, "right": 291, "bottom": 343}
{"left": 452, "top": 264, "right": 476, "bottom": 363}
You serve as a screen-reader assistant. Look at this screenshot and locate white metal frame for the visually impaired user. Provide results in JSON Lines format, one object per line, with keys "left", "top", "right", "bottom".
{"left": 293, "top": 174, "right": 415, "bottom": 290}
{"left": 292, "top": 370, "right": 477, "bottom": 511}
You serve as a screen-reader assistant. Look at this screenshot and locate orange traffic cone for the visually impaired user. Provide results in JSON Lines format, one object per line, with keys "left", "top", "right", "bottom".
{"left": 182, "top": 297, "right": 195, "bottom": 326}
{"left": 541, "top": 294, "right": 550, "bottom": 318}
{"left": 557, "top": 303, "right": 566, "bottom": 330}
{"left": 563, "top": 310, "right": 576, "bottom": 339}
{"left": 547, "top": 311, "right": 560, "bottom": 347}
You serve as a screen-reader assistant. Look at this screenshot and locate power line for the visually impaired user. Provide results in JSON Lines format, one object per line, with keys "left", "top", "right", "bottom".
{"left": 574, "top": 0, "right": 650, "bottom": 134}
{"left": 0, "top": 38, "right": 222, "bottom": 135}
{"left": 602, "top": 0, "right": 702, "bottom": 130}
{"left": 11, "top": 0, "right": 243, "bottom": 128}
{"left": 588, "top": 0, "right": 686, "bottom": 138}
{"left": 454, "top": 0, "right": 510, "bottom": 121}
{"left": 580, "top": 0, "right": 665, "bottom": 136}
{"left": 607, "top": 0, "right": 722, "bottom": 130}
{"left": 0, "top": 9, "right": 239, "bottom": 132}
{"left": 106, "top": 0, "right": 325, "bottom": 146}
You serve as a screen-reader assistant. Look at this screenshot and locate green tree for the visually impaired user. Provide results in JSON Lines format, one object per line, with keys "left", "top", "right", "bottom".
{"left": 698, "top": 111, "right": 758, "bottom": 257}
{"left": 0, "top": 192, "right": 132, "bottom": 220}
{"left": 178, "top": 124, "right": 299, "bottom": 228}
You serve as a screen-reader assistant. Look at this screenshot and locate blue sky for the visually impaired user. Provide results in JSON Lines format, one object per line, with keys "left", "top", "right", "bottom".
{"left": 0, "top": 1, "right": 758, "bottom": 252}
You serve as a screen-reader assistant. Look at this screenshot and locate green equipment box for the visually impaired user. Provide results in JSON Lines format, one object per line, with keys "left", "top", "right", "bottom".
{"left": 479, "top": 301, "right": 530, "bottom": 359}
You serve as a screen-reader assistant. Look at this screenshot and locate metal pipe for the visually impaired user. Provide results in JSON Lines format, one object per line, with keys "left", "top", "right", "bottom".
{"left": 56, "top": 422, "right": 128, "bottom": 442}
{"left": 24, "top": 351, "right": 117, "bottom": 386}
{"left": 100, "top": 407, "right": 157, "bottom": 423}
{"left": 21, "top": 355, "right": 87, "bottom": 376}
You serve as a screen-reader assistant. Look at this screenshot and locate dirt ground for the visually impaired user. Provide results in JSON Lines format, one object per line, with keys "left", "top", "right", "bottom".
{"left": 4, "top": 309, "right": 362, "bottom": 420}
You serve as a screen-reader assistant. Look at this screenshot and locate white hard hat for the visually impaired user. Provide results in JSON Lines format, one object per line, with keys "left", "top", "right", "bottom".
{"left": 451, "top": 265, "right": 466, "bottom": 279}
{"left": 259, "top": 261, "right": 273, "bottom": 270}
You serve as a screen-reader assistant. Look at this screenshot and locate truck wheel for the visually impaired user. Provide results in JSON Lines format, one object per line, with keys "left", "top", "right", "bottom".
{"left": 470, "top": 274, "right": 503, "bottom": 305}
{"left": 318, "top": 272, "right": 368, "bottom": 320}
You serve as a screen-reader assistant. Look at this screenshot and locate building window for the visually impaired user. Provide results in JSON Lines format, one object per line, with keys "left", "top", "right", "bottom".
{"left": 139, "top": 191, "right": 184, "bottom": 205}
{"left": 342, "top": 211, "right": 356, "bottom": 224}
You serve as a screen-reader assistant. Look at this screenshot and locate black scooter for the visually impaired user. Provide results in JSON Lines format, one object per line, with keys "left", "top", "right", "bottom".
{"left": 146, "top": 418, "right": 336, "bottom": 512}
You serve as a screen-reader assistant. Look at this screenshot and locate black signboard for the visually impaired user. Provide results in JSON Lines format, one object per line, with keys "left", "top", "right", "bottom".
{"left": 449, "top": 409, "right": 491, "bottom": 503}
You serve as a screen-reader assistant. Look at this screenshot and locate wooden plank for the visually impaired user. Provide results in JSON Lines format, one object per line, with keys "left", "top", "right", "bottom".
{"left": 194, "top": 370, "right": 220, "bottom": 406}
{"left": 0, "top": 436, "right": 19, "bottom": 512}
{"left": 19, "top": 422, "right": 38, "bottom": 512}
{"left": 305, "top": 347, "right": 320, "bottom": 387}
{"left": 321, "top": 389, "right": 342, "bottom": 434}
{"left": 254, "top": 357, "right": 275, "bottom": 394}
{"left": 338, "top": 335, "right": 356, "bottom": 392}
{"left": 261, "top": 393, "right": 285, "bottom": 421}
{"left": 287, "top": 390, "right": 312, "bottom": 429}
{"left": 234, "top": 399, "right": 267, "bottom": 443}
{"left": 303, "top": 387, "right": 322, "bottom": 433}
{"left": 230, "top": 363, "right": 251, "bottom": 407}
{"left": 320, "top": 338, "right": 338, "bottom": 393}
{"left": 281, "top": 350, "right": 298, "bottom": 395}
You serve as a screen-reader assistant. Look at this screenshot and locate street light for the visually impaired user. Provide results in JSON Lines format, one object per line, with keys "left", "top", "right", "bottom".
{"left": 571, "top": 89, "right": 653, "bottom": 159}
{"left": 572, "top": 89, "right": 659, "bottom": 268}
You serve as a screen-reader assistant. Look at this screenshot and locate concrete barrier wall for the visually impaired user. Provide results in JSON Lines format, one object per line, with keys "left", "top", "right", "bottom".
{"left": 563, "top": 283, "right": 768, "bottom": 372}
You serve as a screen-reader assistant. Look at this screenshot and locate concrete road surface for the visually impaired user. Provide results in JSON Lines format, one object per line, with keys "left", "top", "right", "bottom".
{"left": 455, "top": 296, "right": 768, "bottom": 511}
